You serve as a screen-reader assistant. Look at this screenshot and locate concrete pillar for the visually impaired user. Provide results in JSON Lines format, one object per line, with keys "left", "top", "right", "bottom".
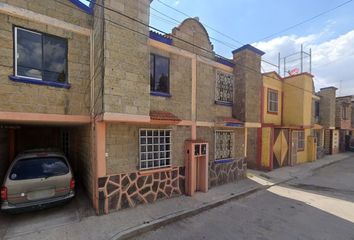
{"left": 318, "top": 87, "right": 337, "bottom": 129}
{"left": 232, "top": 44, "right": 264, "bottom": 169}
{"left": 232, "top": 44, "right": 264, "bottom": 123}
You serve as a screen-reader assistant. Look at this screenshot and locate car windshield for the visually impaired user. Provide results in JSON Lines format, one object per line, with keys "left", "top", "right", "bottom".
{"left": 10, "top": 157, "right": 69, "bottom": 180}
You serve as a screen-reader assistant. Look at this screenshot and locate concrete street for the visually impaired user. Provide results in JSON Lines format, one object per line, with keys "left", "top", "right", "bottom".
{"left": 134, "top": 157, "right": 354, "bottom": 240}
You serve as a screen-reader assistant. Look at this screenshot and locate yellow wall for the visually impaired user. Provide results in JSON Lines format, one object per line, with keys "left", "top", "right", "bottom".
{"left": 262, "top": 73, "right": 282, "bottom": 125}
{"left": 261, "top": 127, "right": 272, "bottom": 168}
{"left": 295, "top": 129, "right": 313, "bottom": 164}
{"left": 283, "top": 74, "right": 314, "bottom": 127}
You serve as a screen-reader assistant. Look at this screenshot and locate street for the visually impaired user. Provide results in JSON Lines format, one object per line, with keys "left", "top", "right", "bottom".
{"left": 134, "top": 157, "right": 354, "bottom": 240}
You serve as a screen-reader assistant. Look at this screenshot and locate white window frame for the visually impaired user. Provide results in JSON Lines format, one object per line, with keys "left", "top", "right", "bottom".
{"left": 267, "top": 88, "right": 279, "bottom": 113}
{"left": 14, "top": 27, "right": 43, "bottom": 81}
{"left": 214, "top": 130, "right": 234, "bottom": 161}
{"left": 215, "top": 70, "right": 234, "bottom": 104}
{"left": 139, "top": 129, "right": 172, "bottom": 170}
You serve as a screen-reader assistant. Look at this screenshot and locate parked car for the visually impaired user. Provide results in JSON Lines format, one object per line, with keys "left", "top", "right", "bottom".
{"left": 1, "top": 149, "right": 75, "bottom": 213}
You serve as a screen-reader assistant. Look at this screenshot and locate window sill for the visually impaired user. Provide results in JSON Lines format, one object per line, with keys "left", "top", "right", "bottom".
{"left": 138, "top": 167, "right": 172, "bottom": 176}
{"left": 9, "top": 75, "right": 71, "bottom": 89}
{"left": 267, "top": 110, "right": 279, "bottom": 115}
{"left": 150, "top": 91, "right": 172, "bottom": 98}
{"left": 215, "top": 101, "right": 233, "bottom": 107}
{"left": 214, "top": 158, "right": 234, "bottom": 164}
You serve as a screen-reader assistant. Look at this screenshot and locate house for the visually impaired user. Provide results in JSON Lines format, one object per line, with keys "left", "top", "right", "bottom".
{"left": 317, "top": 87, "right": 339, "bottom": 155}
{"left": 253, "top": 72, "right": 319, "bottom": 170}
{"left": 0, "top": 0, "right": 266, "bottom": 214}
{"left": 335, "top": 95, "right": 353, "bottom": 152}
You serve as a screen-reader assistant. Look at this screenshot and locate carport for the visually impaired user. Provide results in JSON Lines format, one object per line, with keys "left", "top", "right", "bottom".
{"left": 0, "top": 112, "right": 93, "bottom": 206}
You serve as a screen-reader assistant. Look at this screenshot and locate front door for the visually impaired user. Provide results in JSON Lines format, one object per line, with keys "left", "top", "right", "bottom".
{"left": 272, "top": 129, "right": 289, "bottom": 169}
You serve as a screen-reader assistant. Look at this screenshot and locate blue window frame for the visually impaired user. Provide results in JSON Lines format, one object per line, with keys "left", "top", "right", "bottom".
{"left": 70, "top": 0, "right": 95, "bottom": 14}
{"left": 13, "top": 27, "right": 68, "bottom": 84}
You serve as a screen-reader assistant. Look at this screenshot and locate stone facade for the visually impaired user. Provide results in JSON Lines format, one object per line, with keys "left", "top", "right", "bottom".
{"left": 106, "top": 124, "right": 190, "bottom": 175}
{"left": 69, "top": 126, "right": 93, "bottom": 201}
{"left": 336, "top": 96, "right": 353, "bottom": 130}
{"left": 97, "top": 167, "right": 185, "bottom": 214}
{"left": 150, "top": 47, "right": 192, "bottom": 120}
{"left": 318, "top": 87, "right": 337, "bottom": 128}
{"left": 0, "top": 1, "right": 91, "bottom": 115}
{"left": 102, "top": 0, "right": 151, "bottom": 116}
{"left": 209, "top": 158, "right": 247, "bottom": 187}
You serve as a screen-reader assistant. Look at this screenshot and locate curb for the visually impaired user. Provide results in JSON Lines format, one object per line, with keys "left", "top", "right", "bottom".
{"left": 111, "top": 154, "right": 352, "bottom": 240}
{"left": 111, "top": 186, "right": 262, "bottom": 240}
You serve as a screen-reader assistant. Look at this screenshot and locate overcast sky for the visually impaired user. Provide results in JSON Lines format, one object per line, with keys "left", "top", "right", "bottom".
{"left": 150, "top": 0, "right": 354, "bottom": 96}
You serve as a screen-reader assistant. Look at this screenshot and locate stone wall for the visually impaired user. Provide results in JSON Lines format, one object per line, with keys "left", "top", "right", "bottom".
{"left": 232, "top": 48, "right": 262, "bottom": 123}
{"left": 246, "top": 128, "right": 258, "bottom": 169}
{"left": 318, "top": 87, "right": 337, "bottom": 128}
{"left": 70, "top": 125, "right": 93, "bottom": 201}
{"left": 0, "top": 10, "right": 91, "bottom": 115}
{"left": 103, "top": 0, "right": 150, "bottom": 115}
{"left": 106, "top": 124, "right": 190, "bottom": 175}
{"left": 196, "top": 62, "right": 233, "bottom": 122}
{"left": 98, "top": 167, "right": 185, "bottom": 214}
{"left": 150, "top": 47, "right": 192, "bottom": 120}
{"left": 196, "top": 127, "right": 247, "bottom": 186}
{"left": 209, "top": 158, "right": 247, "bottom": 187}
{"left": 92, "top": 0, "right": 105, "bottom": 115}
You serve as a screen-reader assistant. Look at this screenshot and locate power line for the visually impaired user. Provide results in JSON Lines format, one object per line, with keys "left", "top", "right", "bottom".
{"left": 255, "top": 0, "right": 354, "bottom": 42}
{"left": 155, "top": 0, "right": 245, "bottom": 46}
{"left": 51, "top": 0, "right": 336, "bottom": 96}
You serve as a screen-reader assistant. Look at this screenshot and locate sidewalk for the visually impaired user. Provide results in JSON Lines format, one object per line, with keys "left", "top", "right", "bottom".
{"left": 2, "top": 152, "right": 352, "bottom": 240}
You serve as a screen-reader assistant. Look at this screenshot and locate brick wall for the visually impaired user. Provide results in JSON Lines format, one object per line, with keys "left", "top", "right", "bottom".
{"left": 336, "top": 96, "right": 352, "bottom": 129}
{"left": 105, "top": 124, "right": 190, "bottom": 175}
{"left": 0, "top": 2, "right": 91, "bottom": 115}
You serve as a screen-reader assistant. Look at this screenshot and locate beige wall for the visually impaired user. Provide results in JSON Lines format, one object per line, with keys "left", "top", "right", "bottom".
{"left": 150, "top": 47, "right": 192, "bottom": 120}
{"left": 70, "top": 125, "right": 93, "bottom": 199}
{"left": 106, "top": 124, "right": 191, "bottom": 175}
{"left": 103, "top": 0, "right": 151, "bottom": 116}
{"left": 196, "top": 62, "right": 233, "bottom": 122}
{"left": 0, "top": 5, "right": 91, "bottom": 115}
{"left": 196, "top": 127, "right": 245, "bottom": 162}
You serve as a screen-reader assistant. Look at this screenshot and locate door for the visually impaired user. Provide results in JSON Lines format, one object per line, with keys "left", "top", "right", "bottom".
{"left": 272, "top": 129, "right": 289, "bottom": 169}
{"left": 290, "top": 131, "right": 298, "bottom": 166}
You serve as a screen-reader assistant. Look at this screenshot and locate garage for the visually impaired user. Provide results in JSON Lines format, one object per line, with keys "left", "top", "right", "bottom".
{"left": 0, "top": 123, "right": 94, "bottom": 213}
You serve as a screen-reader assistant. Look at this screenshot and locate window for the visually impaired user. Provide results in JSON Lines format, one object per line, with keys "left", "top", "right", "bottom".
{"left": 297, "top": 131, "right": 305, "bottom": 151}
{"left": 139, "top": 129, "right": 171, "bottom": 170}
{"left": 267, "top": 89, "right": 278, "bottom": 113}
{"left": 14, "top": 27, "right": 68, "bottom": 83}
{"left": 150, "top": 54, "right": 170, "bottom": 94}
{"left": 315, "top": 101, "right": 320, "bottom": 122}
{"left": 215, "top": 70, "right": 234, "bottom": 104}
{"left": 342, "top": 106, "right": 348, "bottom": 120}
{"left": 10, "top": 157, "right": 69, "bottom": 180}
{"left": 215, "top": 131, "right": 234, "bottom": 160}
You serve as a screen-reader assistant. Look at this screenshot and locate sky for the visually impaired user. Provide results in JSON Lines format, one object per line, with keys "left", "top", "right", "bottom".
{"left": 150, "top": 0, "right": 354, "bottom": 96}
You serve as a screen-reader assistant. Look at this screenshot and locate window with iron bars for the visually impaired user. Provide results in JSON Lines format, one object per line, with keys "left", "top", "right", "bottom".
{"left": 215, "top": 131, "right": 234, "bottom": 160}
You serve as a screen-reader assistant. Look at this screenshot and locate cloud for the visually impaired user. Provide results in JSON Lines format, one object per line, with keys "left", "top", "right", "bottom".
{"left": 253, "top": 28, "right": 354, "bottom": 96}
{"left": 174, "top": 0, "right": 180, "bottom": 5}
